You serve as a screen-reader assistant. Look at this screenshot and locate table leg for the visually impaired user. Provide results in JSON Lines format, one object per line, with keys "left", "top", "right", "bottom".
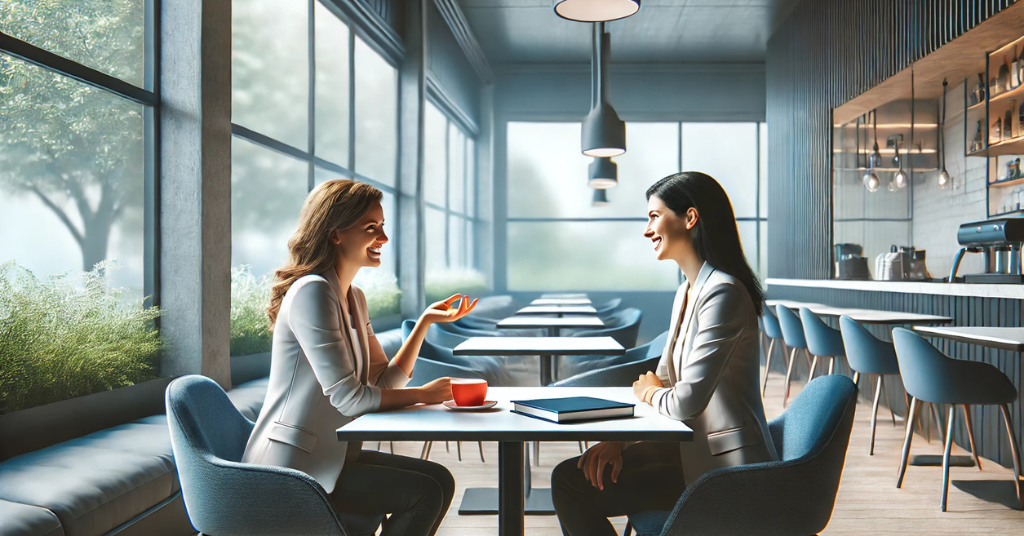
{"left": 499, "top": 441, "right": 525, "bottom": 536}
{"left": 540, "top": 354, "right": 553, "bottom": 386}
{"left": 549, "top": 327, "right": 561, "bottom": 384}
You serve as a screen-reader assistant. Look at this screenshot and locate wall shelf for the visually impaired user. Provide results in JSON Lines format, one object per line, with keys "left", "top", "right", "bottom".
{"left": 989, "top": 175, "right": 1024, "bottom": 187}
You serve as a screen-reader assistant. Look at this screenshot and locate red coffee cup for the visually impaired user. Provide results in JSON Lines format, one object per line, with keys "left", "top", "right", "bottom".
{"left": 451, "top": 378, "right": 487, "bottom": 407}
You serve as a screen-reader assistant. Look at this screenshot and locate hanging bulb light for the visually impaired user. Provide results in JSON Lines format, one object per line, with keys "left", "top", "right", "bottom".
{"left": 588, "top": 157, "right": 618, "bottom": 189}
{"left": 582, "top": 23, "right": 626, "bottom": 157}
{"left": 893, "top": 148, "right": 908, "bottom": 189}
{"left": 938, "top": 78, "right": 952, "bottom": 189}
{"left": 863, "top": 169, "right": 880, "bottom": 192}
{"left": 592, "top": 188, "right": 610, "bottom": 206}
{"left": 554, "top": 0, "right": 640, "bottom": 22}
{"left": 869, "top": 110, "right": 882, "bottom": 169}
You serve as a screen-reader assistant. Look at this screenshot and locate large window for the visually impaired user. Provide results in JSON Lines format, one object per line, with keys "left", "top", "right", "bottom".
{"left": 231, "top": 0, "right": 401, "bottom": 356}
{"left": 0, "top": 0, "right": 158, "bottom": 412}
{"left": 507, "top": 122, "right": 768, "bottom": 290}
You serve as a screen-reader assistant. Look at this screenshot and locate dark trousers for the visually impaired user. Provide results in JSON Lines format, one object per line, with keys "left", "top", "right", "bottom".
{"left": 330, "top": 450, "right": 455, "bottom": 536}
{"left": 551, "top": 442, "right": 686, "bottom": 536}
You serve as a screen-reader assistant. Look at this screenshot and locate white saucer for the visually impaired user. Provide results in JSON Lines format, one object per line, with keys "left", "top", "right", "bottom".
{"left": 442, "top": 400, "right": 498, "bottom": 411}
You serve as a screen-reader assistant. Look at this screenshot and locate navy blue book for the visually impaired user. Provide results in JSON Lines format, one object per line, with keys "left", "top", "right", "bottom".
{"left": 510, "top": 396, "right": 635, "bottom": 423}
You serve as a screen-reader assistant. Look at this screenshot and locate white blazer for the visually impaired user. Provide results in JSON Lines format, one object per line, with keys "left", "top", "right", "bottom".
{"left": 648, "top": 262, "right": 778, "bottom": 483}
{"left": 241, "top": 269, "right": 410, "bottom": 493}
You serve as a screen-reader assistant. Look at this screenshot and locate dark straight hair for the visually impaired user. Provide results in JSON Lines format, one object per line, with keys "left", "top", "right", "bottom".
{"left": 646, "top": 171, "right": 764, "bottom": 315}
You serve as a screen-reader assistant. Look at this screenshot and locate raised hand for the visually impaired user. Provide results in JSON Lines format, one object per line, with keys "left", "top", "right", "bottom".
{"left": 420, "top": 294, "right": 479, "bottom": 325}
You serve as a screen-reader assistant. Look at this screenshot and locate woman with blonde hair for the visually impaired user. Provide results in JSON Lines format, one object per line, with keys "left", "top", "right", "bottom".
{"left": 243, "top": 179, "right": 476, "bottom": 536}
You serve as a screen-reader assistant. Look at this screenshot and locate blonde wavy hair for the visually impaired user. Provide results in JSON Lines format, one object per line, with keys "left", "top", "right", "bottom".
{"left": 267, "top": 179, "right": 383, "bottom": 326}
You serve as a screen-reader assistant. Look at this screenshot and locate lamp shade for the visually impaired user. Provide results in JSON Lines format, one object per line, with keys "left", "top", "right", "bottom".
{"left": 588, "top": 157, "right": 618, "bottom": 189}
{"left": 582, "top": 100, "right": 626, "bottom": 157}
{"left": 592, "top": 188, "right": 610, "bottom": 206}
{"left": 554, "top": 0, "right": 640, "bottom": 22}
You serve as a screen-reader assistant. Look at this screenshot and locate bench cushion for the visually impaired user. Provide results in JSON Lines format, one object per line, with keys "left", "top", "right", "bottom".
{"left": 0, "top": 419, "right": 177, "bottom": 536}
{"left": 226, "top": 377, "right": 269, "bottom": 421}
{"left": 0, "top": 499, "right": 65, "bottom": 536}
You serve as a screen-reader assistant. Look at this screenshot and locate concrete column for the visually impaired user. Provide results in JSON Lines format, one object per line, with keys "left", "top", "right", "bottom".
{"left": 398, "top": 0, "right": 427, "bottom": 316}
{"left": 158, "top": 0, "right": 232, "bottom": 388}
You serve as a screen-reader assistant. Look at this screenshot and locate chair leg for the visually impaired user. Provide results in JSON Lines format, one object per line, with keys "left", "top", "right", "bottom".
{"left": 941, "top": 404, "right": 956, "bottom": 512}
{"left": 478, "top": 441, "right": 486, "bottom": 463}
{"left": 852, "top": 371, "right": 860, "bottom": 386}
{"left": 624, "top": 521, "right": 633, "bottom": 536}
{"left": 808, "top": 355, "right": 819, "bottom": 382}
{"left": 804, "top": 349, "right": 814, "bottom": 380}
{"left": 870, "top": 375, "right": 883, "bottom": 456}
{"left": 457, "top": 441, "right": 462, "bottom": 462}
{"left": 783, "top": 347, "right": 798, "bottom": 408}
{"left": 897, "top": 397, "right": 920, "bottom": 488}
{"left": 962, "top": 405, "right": 981, "bottom": 471}
{"left": 999, "top": 404, "right": 1024, "bottom": 509}
{"left": 420, "top": 441, "right": 433, "bottom": 460}
{"left": 533, "top": 441, "right": 540, "bottom": 466}
{"left": 445, "top": 441, "right": 450, "bottom": 453}
{"left": 827, "top": 356, "right": 835, "bottom": 375}
{"left": 761, "top": 338, "right": 776, "bottom": 397}
{"left": 578, "top": 441, "right": 585, "bottom": 454}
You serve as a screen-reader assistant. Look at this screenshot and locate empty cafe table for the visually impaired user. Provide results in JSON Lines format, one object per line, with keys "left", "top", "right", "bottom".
{"left": 497, "top": 315, "right": 605, "bottom": 337}
{"left": 767, "top": 299, "right": 952, "bottom": 325}
{"left": 336, "top": 386, "right": 693, "bottom": 536}
{"left": 540, "top": 293, "right": 588, "bottom": 300}
{"left": 912, "top": 326, "right": 1024, "bottom": 352}
{"left": 516, "top": 305, "right": 597, "bottom": 316}
{"left": 530, "top": 298, "right": 593, "bottom": 306}
{"left": 454, "top": 336, "right": 624, "bottom": 386}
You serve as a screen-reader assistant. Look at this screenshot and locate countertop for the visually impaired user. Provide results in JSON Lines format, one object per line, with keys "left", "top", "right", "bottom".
{"left": 766, "top": 278, "right": 1024, "bottom": 299}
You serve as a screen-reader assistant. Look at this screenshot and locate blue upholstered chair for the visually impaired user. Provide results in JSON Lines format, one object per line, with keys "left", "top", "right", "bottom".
{"left": 551, "top": 354, "right": 660, "bottom": 388}
{"left": 891, "top": 328, "right": 1023, "bottom": 511}
{"left": 594, "top": 297, "right": 623, "bottom": 316}
{"left": 838, "top": 315, "right": 900, "bottom": 455}
{"left": 165, "top": 375, "right": 383, "bottom": 536}
{"left": 760, "top": 308, "right": 788, "bottom": 397}
{"left": 625, "top": 375, "right": 858, "bottom": 536}
{"left": 774, "top": 305, "right": 814, "bottom": 407}
{"left": 799, "top": 307, "right": 847, "bottom": 379}
{"left": 568, "top": 307, "right": 642, "bottom": 348}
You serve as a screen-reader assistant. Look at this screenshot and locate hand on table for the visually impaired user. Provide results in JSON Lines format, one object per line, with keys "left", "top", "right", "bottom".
{"left": 421, "top": 294, "right": 479, "bottom": 325}
{"left": 633, "top": 371, "right": 664, "bottom": 404}
{"left": 417, "top": 377, "right": 453, "bottom": 405}
{"left": 578, "top": 441, "right": 625, "bottom": 490}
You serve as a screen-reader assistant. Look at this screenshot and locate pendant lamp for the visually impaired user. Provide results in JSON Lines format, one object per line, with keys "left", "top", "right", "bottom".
{"left": 938, "top": 78, "right": 952, "bottom": 189}
{"left": 592, "top": 188, "right": 610, "bottom": 206}
{"left": 582, "top": 23, "right": 625, "bottom": 157}
{"left": 588, "top": 157, "right": 618, "bottom": 189}
{"left": 554, "top": 0, "right": 640, "bottom": 22}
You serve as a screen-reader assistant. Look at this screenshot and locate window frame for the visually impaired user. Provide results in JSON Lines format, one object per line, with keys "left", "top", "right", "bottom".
{"left": 425, "top": 95, "right": 479, "bottom": 270}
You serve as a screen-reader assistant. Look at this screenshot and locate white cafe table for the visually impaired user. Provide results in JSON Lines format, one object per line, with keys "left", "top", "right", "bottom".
{"left": 540, "top": 293, "right": 588, "bottom": 300}
{"left": 497, "top": 315, "right": 605, "bottom": 337}
{"left": 530, "top": 298, "right": 593, "bottom": 306}
{"left": 767, "top": 299, "right": 953, "bottom": 325}
{"left": 454, "top": 336, "right": 624, "bottom": 386}
{"left": 336, "top": 386, "right": 693, "bottom": 536}
{"left": 912, "top": 326, "right": 1024, "bottom": 352}
{"left": 516, "top": 305, "right": 598, "bottom": 316}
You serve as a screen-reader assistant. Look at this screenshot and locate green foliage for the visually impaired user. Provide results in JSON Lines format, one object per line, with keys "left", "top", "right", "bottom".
{"left": 229, "top": 266, "right": 403, "bottom": 357}
{"left": 0, "top": 261, "right": 161, "bottom": 414}
{"left": 425, "top": 267, "right": 490, "bottom": 304}
{"left": 230, "top": 266, "right": 274, "bottom": 357}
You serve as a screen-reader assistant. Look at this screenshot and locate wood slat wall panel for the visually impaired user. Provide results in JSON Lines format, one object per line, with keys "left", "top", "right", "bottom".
{"left": 766, "top": 0, "right": 1016, "bottom": 279}
{"left": 768, "top": 284, "right": 1023, "bottom": 475}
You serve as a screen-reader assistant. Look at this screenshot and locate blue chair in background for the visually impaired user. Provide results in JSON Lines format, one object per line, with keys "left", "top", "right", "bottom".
{"left": 774, "top": 305, "right": 814, "bottom": 407}
{"left": 551, "top": 353, "right": 660, "bottom": 388}
{"left": 558, "top": 328, "right": 665, "bottom": 382}
{"left": 760, "top": 308, "right": 788, "bottom": 397}
{"left": 166, "top": 375, "right": 383, "bottom": 536}
{"left": 799, "top": 307, "right": 848, "bottom": 379}
{"left": 839, "top": 315, "right": 900, "bottom": 455}
{"left": 891, "top": 328, "right": 1023, "bottom": 511}
{"left": 569, "top": 307, "right": 642, "bottom": 349}
{"left": 625, "top": 375, "right": 857, "bottom": 536}
{"left": 594, "top": 297, "right": 623, "bottom": 316}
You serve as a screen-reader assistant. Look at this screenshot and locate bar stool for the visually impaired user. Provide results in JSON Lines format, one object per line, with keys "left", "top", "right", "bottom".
{"left": 839, "top": 315, "right": 900, "bottom": 455}
{"left": 799, "top": 308, "right": 848, "bottom": 380}
{"left": 760, "top": 308, "right": 789, "bottom": 397}
{"left": 774, "top": 305, "right": 814, "bottom": 407}
{"left": 891, "top": 328, "right": 1023, "bottom": 511}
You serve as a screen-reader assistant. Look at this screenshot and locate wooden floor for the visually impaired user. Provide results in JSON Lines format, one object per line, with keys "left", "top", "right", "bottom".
{"left": 375, "top": 371, "right": 1024, "bottom": 535}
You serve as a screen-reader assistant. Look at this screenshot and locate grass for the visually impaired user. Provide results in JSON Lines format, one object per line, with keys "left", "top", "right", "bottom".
{"left": 0, "top": 261, "right": 161, "bottom": 414}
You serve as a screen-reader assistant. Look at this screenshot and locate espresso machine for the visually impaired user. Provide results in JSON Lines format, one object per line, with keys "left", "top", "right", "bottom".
{"left": 949, "top": 218, "right": 1024, "bottom": 283}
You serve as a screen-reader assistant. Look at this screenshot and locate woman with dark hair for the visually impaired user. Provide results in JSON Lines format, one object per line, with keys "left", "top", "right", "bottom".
{"left": 551, "top": 171, "right": 777, "bottom": 536}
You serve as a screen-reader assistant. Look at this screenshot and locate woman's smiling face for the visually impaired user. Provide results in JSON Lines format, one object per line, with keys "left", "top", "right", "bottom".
{"left": 643, "top": 195, "right": 694, "bottom": 262}
{"left": 330, "top": 200, "right": 388, "bottom": 268}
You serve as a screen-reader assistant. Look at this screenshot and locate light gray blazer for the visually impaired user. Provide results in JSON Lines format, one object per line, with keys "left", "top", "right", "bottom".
{"left": 649, "top": 262, "right": 778, "bottom": 483}
{"left": 241, "top": 269, "right": 410, "bottom": 493}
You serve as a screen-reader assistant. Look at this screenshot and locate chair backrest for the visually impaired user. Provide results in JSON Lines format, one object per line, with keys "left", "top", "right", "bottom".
{"left": 761, "top": 308, "right": 783, "bottom": 340}
{"left": 774, "top": 305, "right": 806, "bottom": 349}
{"left": 166, "top": 375, "right": 349, "bottom": 536}
{"left": 645, "top": 330, "right": 669, "bottom": 359}
{"left": 571, "top": 307, "right": 642, "bottom": 349}
{"left": 838, "top": 316, "right": 899, "bottom": 375}
{"left": 407, "top": 356, "right": 485, "bottom": 387}
{"left": 659, "top": 374, "right": 856, "bottom": 536}
{"left": 799, "top": 308, "right": 846, "bottom": 358}
{"left": 769, "top": 374, "right": 857, "bottom": 462}
{"left": 425, "top": 323, "right": 470, "bottom": 349}
{"left": 594, "top": 297, "right": 623, "bottom": 315}
{"left": 552, "top": 355, "right": 660, "bottom": 387}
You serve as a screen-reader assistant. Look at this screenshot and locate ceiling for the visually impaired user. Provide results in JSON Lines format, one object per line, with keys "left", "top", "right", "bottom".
{"left": 456, "top": 0, "right": 804, "bottom": 65}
